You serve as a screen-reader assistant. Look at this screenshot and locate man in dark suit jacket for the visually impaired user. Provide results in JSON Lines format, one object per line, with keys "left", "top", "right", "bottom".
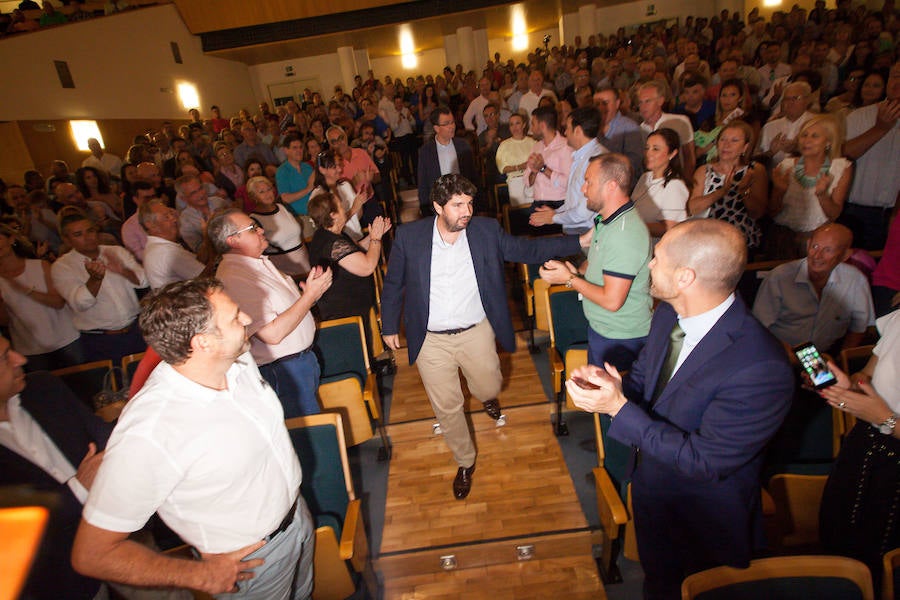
{"left": 382, "top": 174, "right": 581, "bottom": 499}
{"left": 566, "top": 220, "right": 794, "bottom": 600}
{"left": 417, "top": 106, "right": 479, "bottom": 217}
{"left": 0, "top": 336, "right": 111, "bottom": 600}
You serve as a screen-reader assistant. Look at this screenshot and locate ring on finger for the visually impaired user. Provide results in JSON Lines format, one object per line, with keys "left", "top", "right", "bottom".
{"left": 838, "top": 401, "right": 846, "bottom": 408}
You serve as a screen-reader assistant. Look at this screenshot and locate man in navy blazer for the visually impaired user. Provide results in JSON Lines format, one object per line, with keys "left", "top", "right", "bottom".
{"left": 0, "top": 337, "right": 111, "bottom": 599}
{"left": 566, "top": 220, "right": 793, "bottom": 600}
{"left": 417, "top": 106, "right": 479, "bottom": 217}
{"left": 383, "top": 174, "right": 581, "bottom": 499}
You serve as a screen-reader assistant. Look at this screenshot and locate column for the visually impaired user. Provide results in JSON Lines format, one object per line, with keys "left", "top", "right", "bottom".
{"left": 444, "top": 33, "right": 460, "bottom": 70}
{"left": 336, "top": 46, "right": 358, "bottom": 95}
{"left": 578, "top": 4, "right": 596, "bottom": 43}
{"left": 457, "top": 26, "right": 475, "bottom": 73}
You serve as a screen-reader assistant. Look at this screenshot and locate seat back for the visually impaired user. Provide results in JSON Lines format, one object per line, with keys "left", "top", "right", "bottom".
{"left": 121, "top": 352, "right": 145, "bottom": 386}
{"left": 767, "top": 473, "right": 828, "bottom": 549}
{"left": 284, "top": 413, "right": 354, "bottom": 538}
{"left": 681, "top": 555, "right": 874, "bottom": 600}
{"left": 316, "top": 316, "right": 370, "bottom": 384}
{"left": 546, "top": 286, "right": 589, "bottom": 358}
{"left": 51, "top": 359, "right": 115, "bottom": 409}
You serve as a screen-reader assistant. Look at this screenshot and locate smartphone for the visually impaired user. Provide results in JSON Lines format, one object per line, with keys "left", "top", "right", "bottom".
{"left": 793, "top": 342, "right": 837, "bottom": 389}
{"left": 570, "top": 376, "right": 602, "bottom": 390}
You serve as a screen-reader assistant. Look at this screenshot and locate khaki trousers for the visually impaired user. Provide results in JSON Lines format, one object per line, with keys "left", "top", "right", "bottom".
{"left": 416, "top": 319, "right": 503, "bottom": 468}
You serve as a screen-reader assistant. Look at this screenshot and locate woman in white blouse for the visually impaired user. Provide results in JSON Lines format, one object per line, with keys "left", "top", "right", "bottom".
{"left": 769, "top": 114, "right": 853, "bottom": 259}
{"left": 631, "top": 127, "right": 690, "bottom": 242}
{"left": 248, "top": 176, "right": 311, "bottom": 277}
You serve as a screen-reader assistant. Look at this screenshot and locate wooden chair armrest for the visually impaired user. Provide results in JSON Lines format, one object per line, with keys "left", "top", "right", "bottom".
{"left": 549, "top": 349, "right": 565, "bottom": 393}
{"left": 341, "top": 499, "right": 369, "bottom": 573}
{"left": 594, "top": 467, "right": 629, "bottom": 534}
{"left": 363, "top": 373, "right": 380, "bottom": 420}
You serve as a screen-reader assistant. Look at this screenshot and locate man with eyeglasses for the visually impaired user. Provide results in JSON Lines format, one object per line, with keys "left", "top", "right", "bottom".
{"left": 51, "top": 211, "right": 148, "bottom": 363}
{"left": 417, "top": 106, "right": 479, "bottom": 217}
{"left": 759, "top": 81, "right": 814, "bottom": 171}
{"left": 209, "top": 208, "right": 332, "bottom": 418}
{"left": 176, "top": 173, "right": 230, "bottom": 252}
{"left": 326, "top": 126, "right": 381, "bottom": 203}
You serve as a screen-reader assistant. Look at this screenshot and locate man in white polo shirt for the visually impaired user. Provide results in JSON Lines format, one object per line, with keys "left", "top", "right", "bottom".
{"left": 72, "top": 278, "right": 315, "bottom": 599}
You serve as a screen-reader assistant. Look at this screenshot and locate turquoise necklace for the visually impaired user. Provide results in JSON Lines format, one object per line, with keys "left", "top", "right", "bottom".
{"left": 793, "top": 156, "right": 831, "bottom": 189}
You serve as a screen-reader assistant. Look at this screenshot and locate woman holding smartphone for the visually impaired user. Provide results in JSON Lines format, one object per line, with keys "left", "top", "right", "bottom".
{"left": 819, "top": 309, "right": 900, "bottom": 592}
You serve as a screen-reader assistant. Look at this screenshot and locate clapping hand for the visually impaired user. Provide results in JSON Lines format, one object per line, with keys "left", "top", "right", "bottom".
{"left": 565, "top": 364, "right": 628, "bottom": 417}
{"left": 300, "top": 265, "right": 333, "bottom": 302}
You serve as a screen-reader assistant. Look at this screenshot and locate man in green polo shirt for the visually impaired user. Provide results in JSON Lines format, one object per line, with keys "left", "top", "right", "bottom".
{"left": 540, "top": 153, "right": 652, "bottom": 371}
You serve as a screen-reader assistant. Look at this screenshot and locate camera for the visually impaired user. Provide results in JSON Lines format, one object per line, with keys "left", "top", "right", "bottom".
{"left": 543, "top": 34, "right": 551, "bottom": 44}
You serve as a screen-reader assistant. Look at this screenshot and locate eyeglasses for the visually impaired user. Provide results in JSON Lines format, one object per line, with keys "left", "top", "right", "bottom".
{"left": 228, "top": 222, "right": 260, "bottom": 237}
{"left": 327, "top": 136, "right": 344, "bottom": 144}
{"left": 436, "top": 120, "right": 455, "bottom": 127}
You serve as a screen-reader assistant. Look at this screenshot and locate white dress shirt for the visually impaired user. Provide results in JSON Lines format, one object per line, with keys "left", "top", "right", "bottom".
{"left": 51, "top": 245, "right": 146, "bottom": 331}
{"left": 427, "top": 221, "right": 486, "bottom": 331}
{"left": 143, "top": 236, "right": 204, "bottom": 290}
{"left": 0, "top": 395, "right": 88, "bottom": 502}
{"left": 671, "top": 293, "right": 736, "bottom": 377}
{"left": 83, "top": 356, "right": 301, "bottom": 553}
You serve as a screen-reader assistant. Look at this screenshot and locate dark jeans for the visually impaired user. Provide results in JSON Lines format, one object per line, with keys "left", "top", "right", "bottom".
{"left": 587, "top": 328, "right": 647, "bottom": 373}
{"left": 258, "top": 350, "right": 321, "bottom": 418}
{"left": 24, "top": 337, "right": 86, "bottom": 372}
{"left": 81, "top": 322, "right": 146, "bottom": 364}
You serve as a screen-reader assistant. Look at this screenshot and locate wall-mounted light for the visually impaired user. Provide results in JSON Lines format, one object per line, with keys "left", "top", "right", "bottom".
{"left": 511, "top": 5, "right": 528, "bottom": 51}
{"left": 763, "top": 0, "right": 782, "bottom": 6}
{"left": 70, "top": 120, "right": 103, "bottom": 151}
{"left": 400, "top": 25, "right": 418, "bottom": 69}
{"left": 177, "top": 82, "right": 200, "bottom": 110}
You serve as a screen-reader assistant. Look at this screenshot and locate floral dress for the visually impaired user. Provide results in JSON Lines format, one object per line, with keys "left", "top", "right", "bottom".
{"left": 702, "top": 163, "right": 761, "bottom": 248}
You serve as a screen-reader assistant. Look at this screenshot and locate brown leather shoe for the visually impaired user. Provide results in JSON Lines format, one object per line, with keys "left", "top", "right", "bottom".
{"left": 453, "top": 464, "right": 476, "bottom": 500}
{"left": 483, "top": 399, "right": 502, "bottom": 420}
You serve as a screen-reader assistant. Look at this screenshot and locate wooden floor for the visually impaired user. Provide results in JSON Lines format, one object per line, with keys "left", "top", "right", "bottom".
{"left": 376, "top": 333, "right": 605, "bottom": 598}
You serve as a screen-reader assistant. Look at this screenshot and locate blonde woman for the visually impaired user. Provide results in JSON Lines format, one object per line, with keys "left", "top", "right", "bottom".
{"left": 769, "top": 114, "right": 853, "bottom": 259}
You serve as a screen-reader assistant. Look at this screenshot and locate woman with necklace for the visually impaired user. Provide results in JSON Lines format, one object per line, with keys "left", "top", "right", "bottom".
{"left": 769, "top": 115, "right": 852, "bottom": 259}
{"left": 688, "top": 120, "right": 768, "bottom": 251}
{"left": 0, "top": 224, "right": 82, "bottom": 371}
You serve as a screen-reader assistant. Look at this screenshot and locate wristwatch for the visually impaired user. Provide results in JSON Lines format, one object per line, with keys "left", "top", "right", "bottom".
{"left": 539, "top": 165, "right": 547, "bottom": 173}
{"left": 565, "top": 273, "right": 578, "bottom": 288}
{"left": 877, "top": 414, "right": 898, "bottom": 435}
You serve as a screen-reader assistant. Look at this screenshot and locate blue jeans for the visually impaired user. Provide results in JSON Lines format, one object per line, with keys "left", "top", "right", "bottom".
{"left": 259, "top": 351, "right": 321, "bottom": 418}
{"left": 213, "top": 496, "right": 315, "bottom": 600}
{"left": 588, "top": 328, "right": 647, "bottom": 373}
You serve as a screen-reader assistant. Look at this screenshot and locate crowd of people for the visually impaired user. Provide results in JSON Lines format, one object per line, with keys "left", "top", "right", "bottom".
{"left": 0, "top": 0, "right": 138, "bottom": 34}
{"left": 1, "top": 1, "right": 899, "bottom": 598}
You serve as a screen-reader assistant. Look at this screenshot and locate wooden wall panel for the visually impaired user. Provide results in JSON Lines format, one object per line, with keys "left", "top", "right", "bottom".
{"left": 8, "top": 118, "right": 172, "bottom": 183}
{"left": 173, "top": 0, "right": 403, "bottom": 34}
{"left": 0, "top": 122, "right": 35, "bottom": 187}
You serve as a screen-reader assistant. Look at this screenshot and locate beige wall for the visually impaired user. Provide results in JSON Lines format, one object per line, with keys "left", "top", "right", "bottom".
{"left": 0, "top": 4, "right": 255, "bottom": 121}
